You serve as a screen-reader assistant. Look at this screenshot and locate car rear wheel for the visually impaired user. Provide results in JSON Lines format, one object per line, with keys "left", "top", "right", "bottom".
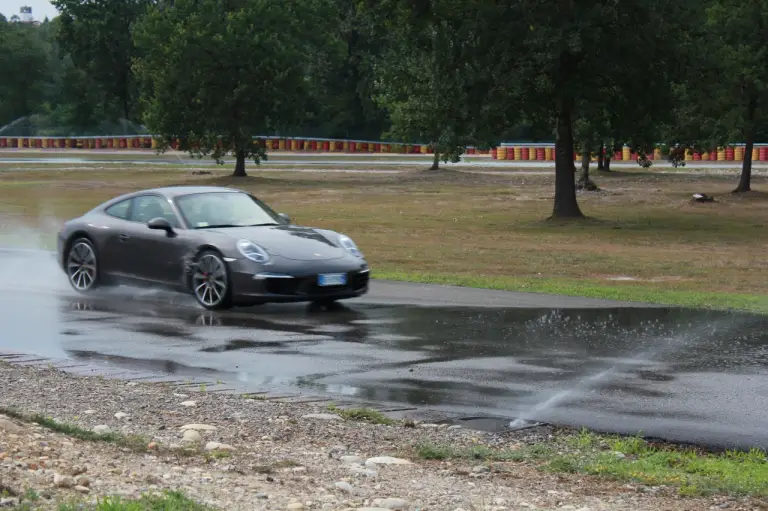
{"left": 66, "top": 238, "right": 100, "bottom": 293}
{"left": 191, "top": 250, "right": 233, "bottom": 310}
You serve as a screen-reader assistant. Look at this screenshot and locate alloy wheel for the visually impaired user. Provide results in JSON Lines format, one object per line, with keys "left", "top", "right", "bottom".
{"left": 67, "top": 241, "right": 98, "bottom": 291}
{"left": 191, "top": 253, "right": 229, "bottom": 308}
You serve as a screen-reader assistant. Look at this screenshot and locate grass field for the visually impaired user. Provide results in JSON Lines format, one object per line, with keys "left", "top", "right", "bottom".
{"left": 1, "top": 161, "right": 767, "bottom": 312}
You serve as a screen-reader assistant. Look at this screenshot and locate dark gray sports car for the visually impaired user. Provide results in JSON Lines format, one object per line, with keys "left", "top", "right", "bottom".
{"left": 56, "top": 186, "right": 370, "bottom": 310}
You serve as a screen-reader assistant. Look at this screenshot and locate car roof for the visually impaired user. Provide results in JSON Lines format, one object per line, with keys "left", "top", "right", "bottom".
{"left": 98, "top": 186, "right": 245, "bottom": 208}
{"left": 143, "top": 185, "right": 244, "bottom": 198}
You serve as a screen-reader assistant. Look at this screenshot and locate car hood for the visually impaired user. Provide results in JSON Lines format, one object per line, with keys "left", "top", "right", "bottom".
{"left": 202, "top": 225, "right": 347, "bottom": 261}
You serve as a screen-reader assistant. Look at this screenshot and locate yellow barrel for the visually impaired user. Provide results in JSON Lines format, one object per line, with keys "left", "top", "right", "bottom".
{"left": 545, "top": 147, "right": 553, "bottom": 160}
{"left": 513, "top": 146, "right": 522, "bottom": 160}
{"left": 622, "top": 146, "right": 630, "bottom": 160}
{"left": 290, "top": 139, "right": 298, "bottom": 151}
{"left": 16, "top": 137, "right": 23, "bottom": 148}
{"left": 151, "top": 138, "right": 157, "bottom": 149}
{"left": 369, "top": 143, "right": 375, "bottom": 153}
{"left": 278, "top": 139, "right": 286, "bottom": 150}
{"left": 702, "top": 151, "right": 709, "bottom": 160}
{"left": 65, "top": 138, "right": 72, "bottom": 148}
{"left": 685, "top": 149, "right": 693, "bottom": 161}
{"left": 420, "top": 144, "right": 427, "bottom": 154}
{"left": 654, "top": 148, "right": 662, "bottom": 160}
{"left": 497, "top": 146, "right": 506, "bottom": 160}
{"left": 734, "top": 146, "right": 744, "bottom": 161}
{"left": 717, "top": 147, "right": 725, "bottom": 161}
{"left": 343, "top": 141, "right": 349, "bottom": 152}
{"left": 753, "top": 147, "right": 759, "bottom": 161}
{"left": 42, "top": 138, "right": 48, "bottom": 149}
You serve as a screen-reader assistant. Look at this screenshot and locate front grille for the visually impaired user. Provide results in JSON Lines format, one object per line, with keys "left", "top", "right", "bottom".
{"left": 263, "top": 271, "right": 369, "bottom": 296}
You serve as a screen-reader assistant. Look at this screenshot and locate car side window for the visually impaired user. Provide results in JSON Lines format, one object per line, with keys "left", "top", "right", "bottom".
{"left": 105, "top": 199, "right": 131, "bottom": 220}
{"left": 129, "top": 195, "right": 181, "bottom": 228}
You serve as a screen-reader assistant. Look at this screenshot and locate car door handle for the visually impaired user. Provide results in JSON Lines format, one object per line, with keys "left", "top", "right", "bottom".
{"left": 118, "top": 234, "right": 131, "bottom": 241}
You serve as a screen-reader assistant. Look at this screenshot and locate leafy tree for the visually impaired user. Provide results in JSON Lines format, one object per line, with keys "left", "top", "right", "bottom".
{"left": 367, "top": 0, "right": 506, "bottom": 170}
{"left": 702, "top": 0, "right": 768, "bottom": 193}
{"left": 488, "top": 0, "right": 694, "bottom": 218}
{"left": 132, "top": 0, "right": 342, "bottom": 177}
{"left": 0, "top": 17, "right": 49, "bottom": 127}
{"left": 299, "top": 0, "right": 390, "bottom": 140}
{"left": 51, "top": 0, "right": 151, "bottom": 121}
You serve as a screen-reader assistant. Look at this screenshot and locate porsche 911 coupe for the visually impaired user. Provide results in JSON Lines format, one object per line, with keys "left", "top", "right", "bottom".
{"left": 56, "top": 185, "right": 370, "bottom": 310}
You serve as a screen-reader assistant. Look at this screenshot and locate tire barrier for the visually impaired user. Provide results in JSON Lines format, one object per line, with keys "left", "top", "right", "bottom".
{"left": 0, "top": 135, "right": 492, "bottom": 156}
{"left": 488, "top": 143, "right": 768, "bottom": 162}
{"left": 2, "top": 136, "right": 765, "bottom": 162}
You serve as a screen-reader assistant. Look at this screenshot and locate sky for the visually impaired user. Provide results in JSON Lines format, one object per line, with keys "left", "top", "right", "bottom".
{"left": 1, "top": 0, "right": 59, "bottom": 21}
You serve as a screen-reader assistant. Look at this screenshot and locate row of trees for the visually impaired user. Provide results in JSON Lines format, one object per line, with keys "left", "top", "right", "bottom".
{"left": 1, "top": 0, "right": 766, "bottom": 218}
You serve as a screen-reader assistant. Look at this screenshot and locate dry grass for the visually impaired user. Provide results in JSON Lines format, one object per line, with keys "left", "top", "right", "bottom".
{"left": 1, "top": 163, "right": 767, "bottom": 311}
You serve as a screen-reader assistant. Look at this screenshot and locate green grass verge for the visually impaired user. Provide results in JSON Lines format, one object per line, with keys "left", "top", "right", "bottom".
{"left": 59, "top": 491, "right": 215, "bottom": 511}
{"left": 5, "top": 490, "right": 213, "bottom": 511}
{"left": 415, "top": 429, "right": 768, "bottom": 498}
{"left": 375, "top": 270, "right": 768, "bottom": 314}
{"left": 0, "top": 407, "right": 150, "bottom": 452}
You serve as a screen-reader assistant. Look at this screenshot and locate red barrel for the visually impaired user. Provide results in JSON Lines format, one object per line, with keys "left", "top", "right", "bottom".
{"left": 95, "top": 139, "right": 102, "bottom": 149}
{"left": 693, "top": 152, "right": 701, "bottom": 160}
{"left": 323, "top": 141, "right": 330, "bottom": 151}
{"left": 521, "top": 147, "right": 529, "bottom": 160}
{"left": 505, "top": 147, "right": 514, "bottom": 160}
{"left": 760, "top": 147, "right": 768, "bottom": 161}
{"left": 631, "top": 152, "right": 637, "bottom": 160}
{"left": 349, "top": 142, "right": 357, "bottom": 152}
{"left": 725, "top": 147, "right": 735, "bottom": 160}
{"left": 710, "top": 150, "right": 718, "bottom": 161}
{"left": 536, "top": 147, "right": 545, "bottom": 160}
{"left": 614, "top": 151, "right": 622, "bottom": 160}
{"left": 491, "top": 148, "right": 497, "bottom": 159}
{"left": 0, "top": 138, "right": 5, "bottom": 148}
{"left": 119, "top": 138, "right": 126, "bottom": 148}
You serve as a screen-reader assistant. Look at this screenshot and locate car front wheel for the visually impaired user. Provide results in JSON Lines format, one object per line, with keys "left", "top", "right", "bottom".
{"left": 190, "top": 250, "right": 233, "bottom": 310}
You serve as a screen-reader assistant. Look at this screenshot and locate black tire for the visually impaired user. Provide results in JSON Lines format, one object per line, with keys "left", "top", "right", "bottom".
{"left": 190, "top": 249, "right": 233, "bottom": 310}
{"left": 65, "top": 237, "right": 101, "bottom": 293}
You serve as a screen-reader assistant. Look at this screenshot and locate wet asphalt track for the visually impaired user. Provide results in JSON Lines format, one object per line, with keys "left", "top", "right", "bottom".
{"left": 2, "top": 247, "right": 768, "bottom": 450}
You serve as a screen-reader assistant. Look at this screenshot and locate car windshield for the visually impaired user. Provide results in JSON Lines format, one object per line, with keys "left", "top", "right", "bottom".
{"left": 175, "top": 192, "right": 282, "bottom": 229}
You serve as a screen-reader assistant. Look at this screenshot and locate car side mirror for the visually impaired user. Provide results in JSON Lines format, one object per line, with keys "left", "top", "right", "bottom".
{"left": 147, "top": 217, "right": 174, "bottom": 234}
{"left": 278, "top": 213, "right": 291, "bottom": 224}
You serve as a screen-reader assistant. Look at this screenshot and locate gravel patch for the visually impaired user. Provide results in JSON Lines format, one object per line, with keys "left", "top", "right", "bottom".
{"left": 0, "top": 362, "right": 760, "bottom": 510}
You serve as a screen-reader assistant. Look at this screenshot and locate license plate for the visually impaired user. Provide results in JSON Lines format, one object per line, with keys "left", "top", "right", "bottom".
{"left": 318, "top": 273, "right": 347, "bottom": 286}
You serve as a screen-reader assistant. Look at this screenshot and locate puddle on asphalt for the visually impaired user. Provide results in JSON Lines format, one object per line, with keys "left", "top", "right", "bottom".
{"left": 8, "top": 294, "right": 760, "bottom": 449}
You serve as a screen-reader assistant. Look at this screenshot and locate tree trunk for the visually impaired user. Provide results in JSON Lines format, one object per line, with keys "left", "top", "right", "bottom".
{"left": 233, "top": 149, "right": 247, "bottom": 177}
{"left": 577, "top": 150, "right": 598, "bottom": 191}
{"left": 551, "top": 97, "right": 584, "bottom": 219}
{"left": 604, "top": 155, "right": 611, "bottom": 172}
{"left": 429, "top": 150, "right": 440, "bottom": 171}
{"left": 734, "top": 96, "right": 757, "bottom": 193}
{"left": 597, "top": 143, "right": 605, "bottom": 171}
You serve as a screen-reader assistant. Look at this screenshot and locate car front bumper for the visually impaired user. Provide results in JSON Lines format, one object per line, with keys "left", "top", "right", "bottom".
{"left": 228, "top": 257, "right": 370, "bottom": 304}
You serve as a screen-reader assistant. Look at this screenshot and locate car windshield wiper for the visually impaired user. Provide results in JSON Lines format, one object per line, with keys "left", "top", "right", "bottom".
{"left": 247, "top": 222, "right": 279, "bottom": 226}
{"left": 194, "top": 224, "right": 242, "bottom": 229}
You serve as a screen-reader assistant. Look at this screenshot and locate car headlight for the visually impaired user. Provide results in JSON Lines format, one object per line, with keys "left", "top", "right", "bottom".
{"left": 338, "top": 234, "right": 363, "bottom": 258}
{"left": 236, "top": 239, "right": 271, "bottom": 264}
